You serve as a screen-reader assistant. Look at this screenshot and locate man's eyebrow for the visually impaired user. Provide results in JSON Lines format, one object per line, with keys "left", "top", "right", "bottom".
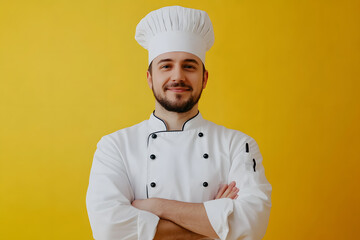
{"left": 184, "top": 59, "right": 200, "bottom": 65}
{"left": 157, "top": 59, "right": 173, "bottom": 65}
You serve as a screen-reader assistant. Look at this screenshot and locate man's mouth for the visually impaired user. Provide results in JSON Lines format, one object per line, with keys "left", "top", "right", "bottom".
{"left": 165, "top": 83, "right": 192, "bottom": 92}
{"left": 166, "top": 87, "right": 190, "bottom": 92}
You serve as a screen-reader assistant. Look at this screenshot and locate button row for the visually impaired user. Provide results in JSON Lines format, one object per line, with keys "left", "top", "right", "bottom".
{"left": 149, "top": 153, "right": 209, "bottom": 160}
{"left": 151, "top": 132, "right": 204, "bottom": 139}
{"left": 149, "top": 181, "right": 209, "bottom": 188}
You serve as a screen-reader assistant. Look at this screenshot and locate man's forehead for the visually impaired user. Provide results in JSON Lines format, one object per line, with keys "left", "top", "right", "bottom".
{"left": 154, "top": 52, "right": 202, "bottom": 65}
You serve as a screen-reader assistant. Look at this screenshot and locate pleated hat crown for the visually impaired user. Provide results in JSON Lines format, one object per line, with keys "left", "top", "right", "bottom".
{"left": 135, "top": 6, "right": 214, "bottom": 65}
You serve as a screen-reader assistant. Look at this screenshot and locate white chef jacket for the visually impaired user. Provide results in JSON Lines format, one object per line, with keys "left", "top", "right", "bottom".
{"left": 86, "top": 112, "right": 272, "bottom": 240}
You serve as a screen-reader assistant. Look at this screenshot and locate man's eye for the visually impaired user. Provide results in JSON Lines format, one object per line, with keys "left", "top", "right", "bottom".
{"left": 184, "top": 65, "right": 195, "bottom": 69}
{"left": 161, "top": 65, "right": 170, "bottom": 69}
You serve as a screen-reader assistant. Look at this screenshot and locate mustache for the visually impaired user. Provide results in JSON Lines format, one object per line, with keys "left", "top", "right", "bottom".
{"left": 164, "top": 82, "right": 193, "bottom": 90}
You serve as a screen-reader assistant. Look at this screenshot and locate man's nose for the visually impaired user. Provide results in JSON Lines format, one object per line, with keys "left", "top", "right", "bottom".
{"left": 171, "top": 66, "right": 185, "bottom": 81}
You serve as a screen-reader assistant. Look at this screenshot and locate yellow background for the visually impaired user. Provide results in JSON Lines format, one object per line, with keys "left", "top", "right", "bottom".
{"left": 1, "top": 0, "right": 359, "bottom": 239}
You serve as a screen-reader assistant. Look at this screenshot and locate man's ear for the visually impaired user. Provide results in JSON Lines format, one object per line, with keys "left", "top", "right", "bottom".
{"left": 202, "top": 70, "right": 209, "bottom": 89}
{"left": 146, "top": 71, "right": 153, "bottom": 89}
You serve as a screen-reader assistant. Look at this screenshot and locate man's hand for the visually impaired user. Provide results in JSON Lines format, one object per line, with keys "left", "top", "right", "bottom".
{"left": 215, "top": 181, "right": 239, "bottom": 200}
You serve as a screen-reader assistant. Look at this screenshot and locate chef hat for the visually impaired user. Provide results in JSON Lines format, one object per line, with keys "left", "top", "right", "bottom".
{"left": 135, "top": 6, "right": 214, "bottom": 65}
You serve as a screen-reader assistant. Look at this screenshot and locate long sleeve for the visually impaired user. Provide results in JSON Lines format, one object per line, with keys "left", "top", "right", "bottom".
{"left": 86, "top": 136, "right": 159, "bottom": 240}
{"left": 203, "top": 136, "right": 272, "bottom": 240}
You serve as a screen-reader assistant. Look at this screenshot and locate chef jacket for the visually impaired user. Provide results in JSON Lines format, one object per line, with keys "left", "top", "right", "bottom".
{"left": 86, "top": 112, "right": 272, "bottom": 240}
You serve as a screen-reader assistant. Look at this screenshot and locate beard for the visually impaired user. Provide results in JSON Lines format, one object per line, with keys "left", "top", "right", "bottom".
{"left": 152, "top": 81, "right": 203, "bottom": 113}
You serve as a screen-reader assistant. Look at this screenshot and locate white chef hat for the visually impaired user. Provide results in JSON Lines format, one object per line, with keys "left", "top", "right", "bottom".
{"left": 135, "top": 6, "right": 214, "bottom": 65}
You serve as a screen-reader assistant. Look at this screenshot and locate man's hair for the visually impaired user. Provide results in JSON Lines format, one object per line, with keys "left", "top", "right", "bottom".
{"left": 147, "top": 61, "right": 206, "bottom": 76}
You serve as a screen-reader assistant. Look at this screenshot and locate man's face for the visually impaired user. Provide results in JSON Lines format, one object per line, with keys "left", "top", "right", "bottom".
{"left": 147, "top": 52, "right": 208, "bottom": 113}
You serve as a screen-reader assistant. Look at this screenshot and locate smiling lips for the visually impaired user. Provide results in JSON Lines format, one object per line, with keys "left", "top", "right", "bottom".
{"left": 166, "top": 87, "right": 190, "bottom": 92}
{"left": 165, "top": 83, "right": 192, "bottom": 93}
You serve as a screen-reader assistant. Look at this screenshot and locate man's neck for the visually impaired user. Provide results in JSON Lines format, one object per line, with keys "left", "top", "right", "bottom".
{"left": 154, "top": 103, "right": 199, "bottom": 131}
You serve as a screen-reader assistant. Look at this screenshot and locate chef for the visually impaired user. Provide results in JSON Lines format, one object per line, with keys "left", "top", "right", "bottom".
{"left": 86, "top": 5, "right": 272, "bottom": 240}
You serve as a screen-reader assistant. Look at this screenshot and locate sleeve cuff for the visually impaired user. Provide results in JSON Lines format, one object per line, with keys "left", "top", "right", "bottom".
{"left": 137, "top": 210, "right": 160, "bottom": 240}
{"left": 204, "top": 198, "right": 234, "bottom": 240}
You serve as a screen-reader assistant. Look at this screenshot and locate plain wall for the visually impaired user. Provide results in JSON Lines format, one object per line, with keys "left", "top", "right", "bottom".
{"left": 1, "top": 0, "right": 359, "bottom": 239}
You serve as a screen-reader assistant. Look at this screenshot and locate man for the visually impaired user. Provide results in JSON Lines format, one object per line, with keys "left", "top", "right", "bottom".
{"left": 86, "top": 6, "right": 272, "bottom": 240}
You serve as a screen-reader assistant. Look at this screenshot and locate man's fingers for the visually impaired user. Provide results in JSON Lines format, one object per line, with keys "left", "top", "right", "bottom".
{"left": 215, "top": 181, "right": 239, "bottom": 200}
{"left": 227, "top": 188, "right": 239, "bottom": 199}
{"left": 222, "top": 181, "right": 236, "bottom": 197}
{"left": 215, "top": 184, "right": 228, "bottom": 199}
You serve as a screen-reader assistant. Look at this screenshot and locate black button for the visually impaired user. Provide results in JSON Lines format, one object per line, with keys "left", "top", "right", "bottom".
{"left": 203, "top": 182, "right": 208, "bottom": 187}
{"left": 152, "top": 133, "right": 157, "bottom": 139}
{"left": 198, "top": 132, "right": 204, "bottom": 137}
{"left": 203, "top": 153, "right": 209, "bottom": 159}
{"left": 150, "top": 154, "right": 156, "bottom": 160}
{"left": 150, "top": 182, "right": 156, "bottom": 188}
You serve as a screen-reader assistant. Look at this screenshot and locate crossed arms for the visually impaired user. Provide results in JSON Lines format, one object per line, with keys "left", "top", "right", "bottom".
{"left": 86, "top": 136, "right": 272, "bottom": 240}
{"left": 132, "top": 182, "right": 239, "bottom": 240}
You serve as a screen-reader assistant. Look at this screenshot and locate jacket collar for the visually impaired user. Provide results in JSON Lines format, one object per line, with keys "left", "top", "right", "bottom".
{"left": 148, "top": 111, "right": 205, "bottom": 132}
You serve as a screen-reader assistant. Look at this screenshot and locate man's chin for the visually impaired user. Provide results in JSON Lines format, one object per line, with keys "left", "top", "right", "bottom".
{"left": 165, "top": 94, "right": 190, "bottom": 102}
{"left": 166, "top": 101, "right": 188, "bottom": 109}
{"left": 159, "top": 99, "right": 195, "bottom": 113}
